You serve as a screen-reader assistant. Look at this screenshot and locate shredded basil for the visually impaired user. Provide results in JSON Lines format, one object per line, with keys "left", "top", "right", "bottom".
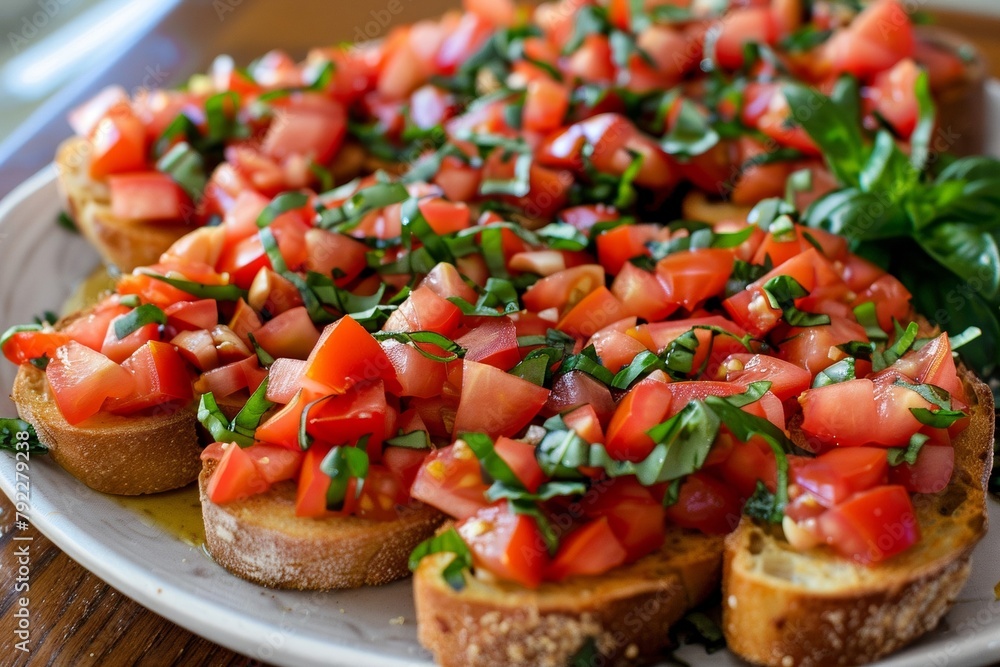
{"left": 256, "top": 192, "right": 309, "bottom": 228}
{"left": 408, "top": 527, "right": 473, "bottom": 591}
{"left": 0, "top": 419, "right": 46, "bottom": 454}
{"left": 887, "top": 433, "right": 930, "bottom": 467}
{"left": 114, "top": 304, "right": 166, "bottom": 340}
{"left": 372, "top": 330, "right": 464, "bottom": 363}
{"left": 145, "top": 274, "right": 247, "bottom": 301}
{"left": 320, "top": 441, "right": 370, "bottom": 510}
{"left": 762, "top": 275, "right": 831, "bottom": 328}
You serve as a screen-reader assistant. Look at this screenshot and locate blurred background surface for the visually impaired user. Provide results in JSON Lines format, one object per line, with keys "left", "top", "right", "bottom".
{"left": 0, "top": 0, "right": 997, "bottom": 195}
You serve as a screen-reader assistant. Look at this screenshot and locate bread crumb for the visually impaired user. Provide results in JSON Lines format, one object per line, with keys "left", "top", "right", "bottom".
{"left": 728, "top": 594, "right": 738, "bottom": 609}
{"left": 390, "top": 616, "right": 405, "bottom": 625}
{"left": 625, "top": 643, "right": 639, "bottom": 659}
{"left": 781, "top": 656, "right": 794, "bottom": 667}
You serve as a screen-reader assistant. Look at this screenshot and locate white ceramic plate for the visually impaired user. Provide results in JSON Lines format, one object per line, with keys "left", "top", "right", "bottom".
{"left": 2, "top": 88, "right": 1000, "bottom": 667}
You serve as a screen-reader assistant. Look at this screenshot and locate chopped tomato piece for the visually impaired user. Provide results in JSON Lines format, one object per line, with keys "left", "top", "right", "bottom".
{"left": 546, "top": 517, "right": 627, "bottom": 581}
{"left": 818, "top": 485, "right": 919, "bottom": 564}
{"left": 664, "top": 473, "right": 741, "bottom": 535}
{"left": 411, "top": 440, "right": 490, "bottom": 520}
{"left": 45, "top": 341, "right": 135, "bottom": 425}
{"left": 459, "top": 503, "right": 549, "bottom": 588}
{"left": 206, "top": 442, "right": 267, "bottom": 505}
{"left": 452, "top": 360, "right": 549, "bottom": 439}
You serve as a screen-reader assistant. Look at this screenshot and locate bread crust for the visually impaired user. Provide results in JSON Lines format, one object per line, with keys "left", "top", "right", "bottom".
{"left": 56, "top": 137, "right": 196, "bottom": 272}
{"left": 198, "top": 460, "right": 445, "bottom": 589}
{"left": 11, "top": 364, "right": 202, "bottom": 495}
{"left": 721, "top": 367, "right": 994, "bottom": 667}
{"left": 413, "top": 528, "right": 724, "bottom": 667}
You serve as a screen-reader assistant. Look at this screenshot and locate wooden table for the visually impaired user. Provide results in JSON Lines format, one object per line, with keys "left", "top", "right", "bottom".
{"left": 1, "top": 7, "right": 998, "bottom": 667}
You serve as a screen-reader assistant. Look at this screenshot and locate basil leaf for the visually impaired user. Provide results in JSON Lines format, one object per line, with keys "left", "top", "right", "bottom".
{"left": 231, "top": 377, "right": 274, "bottom": 438}
{"left": 480, "top": 152, "right": 533, "bottom": 197}
{"left": 156, "top": 142, "right": 206, "bottom": 201}
{"left": 317, "top": 182, "right": 409, "bottom": 232}
{"left": 887, "top": 433, "right": 930, "bottom": 467}
{"left": 400, "top": 197, "right": 454, "bottom": 264}
{"left": 535, "top": 223, "right": 589, "bottom": 251}
{"left": 372, "top": 330, "right": 464, "bottom": 363}
{"left": 661, "top": 99, "right": 719, "bottom": 158}
{"left": 256, "top": 192, "right": 309, "bottom": 228}
{"left": 910, "top": 407, "right": 966, "bottom": 429}
{"left": 559, "top": 346, "right": 615, "bottom": 386}
{"left": 762, "top": 275, "right": 831, "bottom": 327}
{"left": 198, "top": 392, "right": 254, "bottom": 448}
{"left": 536, "top": 417, "right": 592, "bottom": 478}
{"left": 448, "top": 277, "right": 521, "bottom": 316}
{"left": 611, "top": 350, "right": 664, "bottom": 390}
{"left": 114, "top": 304, "right": 166, "bottom": 340}
{"left": 145, "top": 274, "right": 247, "bottom": 301}
{"left": 510, "top": 354, "right": 551, "bottom": 386}
{"left": 298, "top": 394, "right": 335, "bottom": 451}
{"left": 386, "top": 431, "right": 432, "bottom": 449}
{"left": 486, "top": 480, "right": 587, "bottom": 503}
{"left": 909, "top": 70, "right": 935, "bottom": 173}
{"left": 917, "top": 222, "right": 1000, "bottom": 302}
{"left": 812, "top": 358, "right": 856, "bottom": 387}
{"left": 321, "top": 443, "right": 370, "bottom": 510}
{"left": 853, "top": 301, "right": 889, "bottom": 341}
{"left": 508, "top": 498, "right": 560, "bottom": 555}
{"left": 638, "top": 401, "right": 721, "bottom": 484}
{"left": 783, "top": 78, "right": 866, "bottom": 187}
{"left": 0, "top": 419, "right": 46, "bottom": 454}
{"left": 704, "top": 394, "right": 792, "bottom": 523}
{"left": 408, "top": 527, "right": 473, "bottom": 591}
{"left": 463, "top": 432, "right": 523, "bottom": 488}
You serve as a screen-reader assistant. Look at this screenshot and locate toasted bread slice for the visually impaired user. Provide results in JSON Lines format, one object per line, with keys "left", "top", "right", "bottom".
{"left": 413, "top": 527, "right": 724, "bottom": 667}
{"left": 11, "top": 364, "right": 202, "bottom": 495}
{"left": 199, "top": 460, "right": 445, "bottom": 589}
{"left": 56, "top": 137, "right": 196, "bottom": 272}
{"left": 722, "top": 367, "right": 993, "bottom": 667}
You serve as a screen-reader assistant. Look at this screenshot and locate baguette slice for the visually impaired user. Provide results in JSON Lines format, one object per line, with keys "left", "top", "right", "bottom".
{"left": 414, "top": 527, "right": 724, "bottom": 667}
{"left": 199, "top": 460, "right": 445, "bottom": 589}
{"left": 11, "top": 364, "right": 202, "bottom": 495}
{"left": 722, "top": 366, "right": 994, "bottom": 667}
{"left": 56, "top": 137, "right": 196, "bottom": 272}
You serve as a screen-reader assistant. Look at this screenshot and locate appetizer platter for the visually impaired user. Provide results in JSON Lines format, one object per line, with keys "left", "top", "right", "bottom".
{"left": 2, "top": 1, "right": 999, "bottom": 665}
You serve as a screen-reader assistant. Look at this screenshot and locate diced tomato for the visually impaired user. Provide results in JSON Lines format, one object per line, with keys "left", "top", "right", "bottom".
{"left": 163, "top": 300, "right": 218, "bottom": 331}
{"left": 252, "top": 306, "right": 321, "bottom": 360}
{"left": 713, "top": 8, "right": 777, "bottom": 70}
{"left": 108, "top": 172, "right": 189, "bottom": 222}
{"left": 2, "top": 330, "right": 71, "bottom": 366}
{"left": 664, "top": 472, "right": 742, "bottom": 535}
{"left": 100, "top": 317, "right": 160, "bottom": 365}
{"left": 723, "top": 353, "right": 811, "bottom": 402}
{"left": 890, "top": 333, "right": 965, "bottom": 403}
{"left": 459, "top": 503, "right": 548, "bottom": 588}
{"left": 383, "top": 446, "right": 429, "bottom": 493}
{"left": 45, "top": 341, "right": 135, "bottom": 425}
{"left": 494, "top": 437, "right": 545, "bottom": 493}
{"left": 411, "top": 440, "right": 490, "bottom": 519}
{"left": 383, "top": 286, "right": 461, "bottom": 337}
{"left": 794, "top": 447, "right": 889, "bottom": 507}
{"left": 823, "top": 0, "right": 914, "bottom": 80}
{"left": 303, "top": 316, "right": 402, "bottom": 395}
{"left": 452, "top": 360, "right": 550, "bottom": 439}
{"left": 778, "top": 316, "right": 869, "bottom": 376}
{"left": 195, "top": 355, "right": 265, "bottom": 399}
{"left": 869, "top": 58, "right": 921, "bottom": 139}
{"left": 306, "top": 380, "right": 388, "bottom": 449}
{"left": 605, "top": 378, "right": 673, "bottom": 462}
{"left": 543, "top": 370, "right": 617, "bottom": 426}
{"left": 295, "top": 443, "right": 343, "bottom": 517}
{"left": 656, "top": 248, "right": 735, "bottom": 311}
{"left": 206, "top": 442, "right": 268, "bottom": 504}
{"left": 105, "top": 341, "right": 193, "bottom": 414}
{"left": 263, "top": 358, "right": 306, "bottom": 405}
{"left": 584, "top": 477, "right": 666, "bottom": 562}
{"left": 546, "top": 517, "right": 627, "bottom": 581}
{"left": 171, "top": 329, "right": 219, "bottom": 371}
{"left": 419, "top": 262, "right": 479, "bottom": 303}
{"left": 88, "top": 106, "right": 147, "bottom": 179}
{"left": 818, "top": 485, "right": 919, "bottom": 564}
{"left": 799, "top": 379, "right": 880, "bottom": 448}
{"left": 262, "top": 95, "right": 346, "bottom": 164}
{"left": 523, "top": 78, "right": 570, "bottom": 132}
{"left": 60, "top": 301, "right": 129, "bottom": 351}
{"left": 455, "top": 318, "right": 520, "bottom": 371}
{"left": 719, "top": 439, "right": 778, "bottom": 498}
{"left": 522, "top": 265, "right": 605, "bottom": 313}
{"left": 562, "top": 404, "right": 605, "bottom": 444}
{"left": 418, "top": 198, "right": 471, "bottom": 236}
{"left": 596, "top": 224, "right": 659, "bottom": 276}
{"left": 611, "top": 262, "right": 675, "bottom": 322}
{"left": 304, "top": 229, "right": 369, "bottom": 285}
{"left": 888, "top": 444, "right": 954, "bottom": 494}
{"left": 557, "top": 287, "right": 628, "bottom": 338}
